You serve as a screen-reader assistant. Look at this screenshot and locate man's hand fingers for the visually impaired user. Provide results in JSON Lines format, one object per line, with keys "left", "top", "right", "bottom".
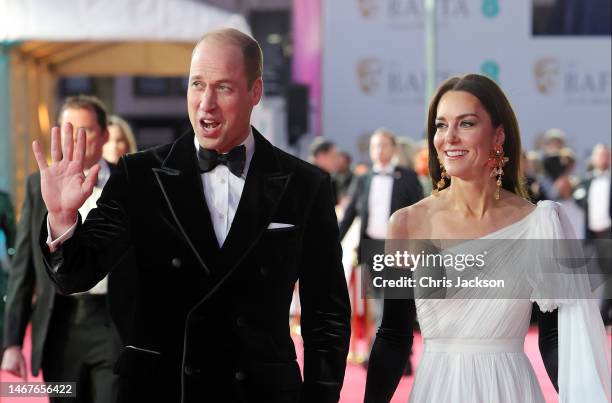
{"left": 62, "top": 123, "right": 74, "bottom": 161}
{"left": 73, "top": 127, "right": 86, "bottom": 171}
{"left": 32, "top": 140, "right": 49, "bottom": 171}
{"left": 50, "top": 126, "right": 63, "bottom": 162}
{"left": 82, "top": 164, "right": 100, "bottom": 195}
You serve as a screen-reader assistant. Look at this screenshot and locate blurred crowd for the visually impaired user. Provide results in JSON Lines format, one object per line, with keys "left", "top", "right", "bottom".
{"left": 308, "top": 128, "right": 611, "bottom": 243}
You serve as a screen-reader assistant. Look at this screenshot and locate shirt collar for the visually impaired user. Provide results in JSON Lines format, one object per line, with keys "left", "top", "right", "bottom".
{"left": 84, "top": 159, "right": 110, "bottom": 188}
{"left": 193, "top": 127, "right": 255, "bottom": 179}
{"left": 373, "top": 164, "right": 395, "bottom": 175}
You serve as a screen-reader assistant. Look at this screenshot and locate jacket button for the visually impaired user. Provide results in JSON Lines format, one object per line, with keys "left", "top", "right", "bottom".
{"left": 235, "top": 371, "right": 246, "bottom": 381}
{"left": 236, "top": 316, "right": 246, "bottom": 327}
{"left": 171, "top": 258, "right": 182, "bottom": 268}
{"left": 260, "top": 265, "right": 270, "bottom": 276}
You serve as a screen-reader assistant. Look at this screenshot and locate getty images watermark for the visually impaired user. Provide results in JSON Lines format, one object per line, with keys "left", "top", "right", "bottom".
{"left": 370, "top": 249, "right": 504, "bottom": 289}
{"left": 359, "top": 239, "right": 612, "bottom": 300}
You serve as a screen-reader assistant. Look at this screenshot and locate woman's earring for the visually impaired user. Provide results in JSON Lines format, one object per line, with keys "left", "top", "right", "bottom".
{"left": 435, "top": 156, "right": 449, "bottom": 193}
{"left": 488, "top": 144, "right": 509, "bottom": 200}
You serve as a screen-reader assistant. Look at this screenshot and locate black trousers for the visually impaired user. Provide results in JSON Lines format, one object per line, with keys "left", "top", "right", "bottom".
{"left": 42, "top": 294, "right": 121, "bottom": 403}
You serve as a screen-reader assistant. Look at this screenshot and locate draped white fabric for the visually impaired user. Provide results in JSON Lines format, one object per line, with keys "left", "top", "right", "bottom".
{"left": 409, "top": 201, "right": 611, "bottom": 403}
{"left": 0, "top": 0, "right": 249, "bottom": 41}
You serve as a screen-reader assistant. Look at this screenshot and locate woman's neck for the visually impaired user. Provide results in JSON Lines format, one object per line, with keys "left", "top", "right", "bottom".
{"left": 445, "top": 175, "right": 499, "bottom": 219}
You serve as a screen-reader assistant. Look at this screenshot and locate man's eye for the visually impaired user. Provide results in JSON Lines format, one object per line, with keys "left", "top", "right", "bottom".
{"left": 191, "top": 81, "right": 202, "bottom": 88}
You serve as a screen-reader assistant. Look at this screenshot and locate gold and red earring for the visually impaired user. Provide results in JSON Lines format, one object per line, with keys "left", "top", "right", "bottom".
{"left": 487, "top": 144, "right": 509, "bottom": 200}
{"left": 435, "top": 155, "right": 450, "bottom": 193}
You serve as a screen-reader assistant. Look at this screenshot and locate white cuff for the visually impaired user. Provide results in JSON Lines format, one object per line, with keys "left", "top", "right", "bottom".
{"left": 46, "top": 217, "right": 78, "bottom": 252}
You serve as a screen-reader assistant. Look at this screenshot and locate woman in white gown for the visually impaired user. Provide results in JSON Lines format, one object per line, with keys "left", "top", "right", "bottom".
{"left": 364, "top": 74, "right": 611, "bottom": 403}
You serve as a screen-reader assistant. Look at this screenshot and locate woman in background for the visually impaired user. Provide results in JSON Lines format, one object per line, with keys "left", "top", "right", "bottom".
{"left": 102, "top": 115, "right": 137, "bottom": 163}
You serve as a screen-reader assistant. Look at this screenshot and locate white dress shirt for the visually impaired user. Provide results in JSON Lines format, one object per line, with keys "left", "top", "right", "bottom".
{"left": 195, "top": 130, "right": 255, "bottom": 246}
{"left": 588, "top": 170, "right": 611, "bottom": 232}
{"left": 366, "top": 164, "right": 394, "bottom": 239}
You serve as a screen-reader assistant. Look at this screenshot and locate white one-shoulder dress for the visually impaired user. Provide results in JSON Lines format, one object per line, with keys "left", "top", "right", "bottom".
{"left": 409, "top": 201, "right": 611, "bottom": 403}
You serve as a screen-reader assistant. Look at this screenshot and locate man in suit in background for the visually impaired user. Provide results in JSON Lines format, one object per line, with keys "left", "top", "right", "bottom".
{"left": 338, "top": 128, "right": 423, "bottom": 373}
{"left": 0, "top": 189, "right": 16, "bottom": 350}
{"left": 34, "top": 28, "right": 350, "bottom": 403}
{"left": 339, "top": 128, "right": 423, "bottom": 248}
{"left": 2, "top": 96, "right": 134, "bottom": 403}
{"left": 309, "top": 137, "right": 340, "bottom": 205}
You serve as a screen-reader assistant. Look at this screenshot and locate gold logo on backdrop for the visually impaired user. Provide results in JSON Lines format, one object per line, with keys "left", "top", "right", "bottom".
{"left": 357, "top": 0, "right": 379, "bottom": 18}
{"left": 357, "top": 58, "right": 383, "bottom": 94}
{"left": 534, "top": 58, "right": 560, "bottom": 94}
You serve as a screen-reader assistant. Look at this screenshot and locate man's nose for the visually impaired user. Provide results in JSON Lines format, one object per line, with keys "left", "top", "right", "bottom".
{"left": 201, "top": 89, "right": 217, "bottom": 112}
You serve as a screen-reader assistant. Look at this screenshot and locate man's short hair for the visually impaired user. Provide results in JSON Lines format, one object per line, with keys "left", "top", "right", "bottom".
{"left": 309, "top": 137, "right": 336, "bottom": 158}
{"left": 197, "top": 28, "right": 263, "bottom": 89}
{"left": 58, "top": 95, "right": 108, "bottom": 131}
{"left": 371, "top": 128, "right": 397, "bottom": 146}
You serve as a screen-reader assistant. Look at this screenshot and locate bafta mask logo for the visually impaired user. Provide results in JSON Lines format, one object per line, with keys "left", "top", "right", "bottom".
{"left": 357, "top": 58, "right": 383, "bottom": 94}
{"left": 357, "top": 0, "right": 379, "bottom": 19}
{"left": 534, "top": 58, "right": 560, "bottom": 94}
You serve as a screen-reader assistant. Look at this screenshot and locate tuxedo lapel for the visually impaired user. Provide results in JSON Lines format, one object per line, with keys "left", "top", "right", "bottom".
{"left": 390, "top": 167, "right": 404, "bottom": 213}
{"left": 361, "top": 173, "right": 373, "bottom": 224}
{"left": 218, "top": 129, "right": 291, "bottom": 276}
{"left": 152, "top": 133, "right": 219, "bottom": 275}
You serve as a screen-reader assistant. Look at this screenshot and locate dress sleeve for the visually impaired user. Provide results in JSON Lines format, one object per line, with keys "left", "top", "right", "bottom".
{"left": 364, "top": 298, "right": 416, "bottom": 403}
{"left": 531, "top": 201, "right": 611, "bottom": 402}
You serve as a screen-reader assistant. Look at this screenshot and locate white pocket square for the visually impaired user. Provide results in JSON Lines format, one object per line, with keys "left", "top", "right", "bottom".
{"left": 267, "top": 222, "right": 295, "bottom": 229}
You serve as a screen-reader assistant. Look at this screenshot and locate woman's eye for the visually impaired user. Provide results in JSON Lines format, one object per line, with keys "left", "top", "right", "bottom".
{"left": 435, "top": 122, "right": 447, "bottom": 130}
{"left": 460, "top": 121, "right": 475, "bottom": 128}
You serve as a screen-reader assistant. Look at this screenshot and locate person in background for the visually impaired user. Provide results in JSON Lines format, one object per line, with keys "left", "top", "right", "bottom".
{"left": 522, "top": 150, "right": 548, "bottom": 202}
{"left": 102, "top": 115, "right": 137, "bottom": 164}
{"left": 339, "top": 128, "right": 423, "bottom": 374}
{"left": 2, "top": 96, "right": 135, "bottom": 403}
{"left": 394, "top": 136, "right": 417, "bottom": 171}
{"left": 414, "top": 140, "right": 432, "bottom": 194}
{"left": 335, "top": 150, "right": 354, "bottom": 207}
{"left": 309, "top": 137, "right": 340, "bottom": 205}
{"left": 546, "top": 147, "right": 585, "bottom": 238}
{"left": 575, "top": 143, "right": 611, "bottom": 324}
{"left": 0, "top": 190, "right": 16, "bottom": 351}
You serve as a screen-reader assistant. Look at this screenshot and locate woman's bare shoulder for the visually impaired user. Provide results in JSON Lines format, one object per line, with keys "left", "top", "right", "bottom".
{"left": 389, "top": 195, "right": 439, "bottom": 239}
{"left": 499, "top": 190, "right": 537, "bottom": 217}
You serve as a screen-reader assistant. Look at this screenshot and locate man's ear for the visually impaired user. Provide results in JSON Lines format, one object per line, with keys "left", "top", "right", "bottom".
{"left": 251, "top": 77, "right": 263, "bottom": 106}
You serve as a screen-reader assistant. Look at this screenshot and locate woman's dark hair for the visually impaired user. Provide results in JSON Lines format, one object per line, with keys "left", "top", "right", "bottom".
{"left": 426, "top": 74, "right": 528, "bottom": 198}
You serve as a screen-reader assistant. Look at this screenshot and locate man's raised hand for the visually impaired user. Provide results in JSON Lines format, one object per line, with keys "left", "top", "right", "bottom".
{"left": 32, "top": 123, "right": 100, "bottom": 238}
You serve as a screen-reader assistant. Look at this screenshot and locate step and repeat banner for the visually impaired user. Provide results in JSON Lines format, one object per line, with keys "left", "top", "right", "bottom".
{"left": 322, "top": 0, "right": 611, "bottom": 165}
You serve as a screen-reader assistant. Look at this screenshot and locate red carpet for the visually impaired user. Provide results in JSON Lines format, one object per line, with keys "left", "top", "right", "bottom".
{"left": 2, "top": 326, "right": 609, "bottom": 402}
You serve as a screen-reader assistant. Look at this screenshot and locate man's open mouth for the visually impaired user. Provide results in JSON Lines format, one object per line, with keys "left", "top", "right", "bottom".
{"left": 200, "top": 119, "right": 220, "bottom": 130}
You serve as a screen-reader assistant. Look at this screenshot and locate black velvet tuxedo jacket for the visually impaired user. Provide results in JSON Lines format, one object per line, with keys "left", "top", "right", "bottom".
{"left": 338, "top": 166, "right": 423, "bottom": 244}
{"left": 41, "top": 129, "right": 351, "bottom": 403}
{"left": 4, "top": 169, "right": 135, "bottom": 376}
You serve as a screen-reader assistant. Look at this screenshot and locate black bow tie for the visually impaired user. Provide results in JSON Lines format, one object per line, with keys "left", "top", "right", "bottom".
{"left": 198, "top": 145, "right": 246, "bottom": 177}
